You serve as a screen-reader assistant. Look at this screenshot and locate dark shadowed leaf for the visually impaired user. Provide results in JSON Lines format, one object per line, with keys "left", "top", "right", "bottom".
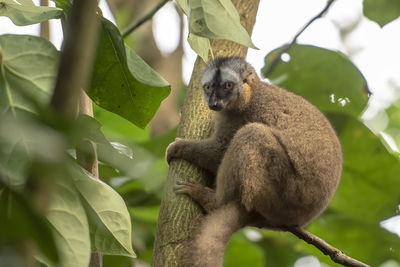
{"left": 0, "top": 179, "right": 59, "bottom": 264}
{"left": 88, "top": 18, "right": 170, "bottom": 129}
{"left": 0, "top": 0, "right": 63, "bottom": 26}
{"left": 328, "top": 114, "right": 400, "bottom": 225}
{"left": 363, "top": 0, "right": 400, "bottom": 27}
{"left": 262, "top": 45, "right": 368, "bottom": 118}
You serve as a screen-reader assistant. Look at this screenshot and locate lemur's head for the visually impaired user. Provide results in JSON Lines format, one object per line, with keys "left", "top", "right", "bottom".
{"left": 201, "top": 57, "right": 254, "bottom": 111}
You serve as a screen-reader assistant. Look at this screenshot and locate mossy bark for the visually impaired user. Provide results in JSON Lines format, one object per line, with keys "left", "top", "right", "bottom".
{"left": 151, "top": 1, "right": 260, "bottom": 266}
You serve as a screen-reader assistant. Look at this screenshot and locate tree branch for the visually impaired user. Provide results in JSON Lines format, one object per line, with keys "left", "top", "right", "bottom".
{"left": 121, "top": 0, "right": 170, "bottom": 38}
{"left": 286, "top": 227, "right": 370, "bottom": 267}
{"left": 263, "top": 0, "right": 337, "bottom": 77}
{"left": 50, "top": 0, "right": 100, "bottom": 117}
{"left": 151, "top": 1, "right": 260, "bottom": 265}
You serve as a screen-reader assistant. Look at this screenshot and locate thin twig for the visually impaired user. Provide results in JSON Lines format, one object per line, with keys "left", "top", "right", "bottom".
{"left": 40, "top": 0, "right": 50, "bottom": 40}
{"left": 121, "top": 0, "right": 170, "bottom": 38}
{"left": 285, "top": 227, "right": 370, "bottom": 267}
{"left": 263, "top": 0, "right": 337, "bottom": 77}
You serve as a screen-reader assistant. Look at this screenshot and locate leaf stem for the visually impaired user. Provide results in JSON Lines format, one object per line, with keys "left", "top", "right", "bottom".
{"left": 263, "top": 0, "right": 336, "bottom": 77}
{"left": 121, "top": 0, "right": 170, "bottom": 38}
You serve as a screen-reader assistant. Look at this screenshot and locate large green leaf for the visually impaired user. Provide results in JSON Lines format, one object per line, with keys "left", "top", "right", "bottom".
{"left": 262, "top": 44, "right": 368, "bottom": 118}
{"left": 296, "top": 114, "right": 400, "bottom": 265}
{"left": 363, "top": 0, "right": 400, "bottom": 27}
{"left": 188, "top": 33, "right": 212, "bottom": 62}
{"left": 0, "top": 34, "right": 58, "bottom": 115}
{"left": 38, "top": 177, "right": 91, "bottom": 267}
{"left": 0, "top": 0, "right": 63, "bottom": 26}
{"left": 88, "top": 18, "right": 170, "bottom": 129}
{"left": 71, "top": 166, "right": 136, "bottom": 257}
{"left": 188, "top": 0, "right": 256, "bottom": 49}
{"left": 328, "top": 114, "right": 400, "bottom": 225}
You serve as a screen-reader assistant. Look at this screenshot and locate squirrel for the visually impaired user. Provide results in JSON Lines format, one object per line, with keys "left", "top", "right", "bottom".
{"left": 166, "top": 57, "right": 342, "bottom": 266}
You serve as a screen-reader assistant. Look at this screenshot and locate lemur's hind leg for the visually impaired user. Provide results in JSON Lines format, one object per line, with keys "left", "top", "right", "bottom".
{"left": 174, "top": 179, "right": 218, "bottom": 213}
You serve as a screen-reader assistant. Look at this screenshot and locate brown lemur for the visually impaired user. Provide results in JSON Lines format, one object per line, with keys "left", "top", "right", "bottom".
{"left": 166, "top": 57, "right": 342, "bottom": 266}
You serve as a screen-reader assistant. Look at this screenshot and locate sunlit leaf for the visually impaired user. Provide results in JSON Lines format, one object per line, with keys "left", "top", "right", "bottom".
{"left": 188, "top": 0, "right": 256, "bottom": 49}
{"left": 176, "top": 0, "right": 188, "bottom": 15}
{"left": 263, "top": 44, "right": 368, "bottom": 118}
{"left": 363, "top": 0, "right": 400, "bottom": 27}
{"left": 0, "top": 0, "right": 63, "bottom": 26}
{"left": 188, "top": 33, "right": 212, "bottom": 62}
{"left": 0, "top": 35, "right": 58, "bottom": 115}
{"left": 71, "top": 166, "right": 136, "bottom": 257}
{"left": 88, "top": 18, "right": 170, "bottom": 129}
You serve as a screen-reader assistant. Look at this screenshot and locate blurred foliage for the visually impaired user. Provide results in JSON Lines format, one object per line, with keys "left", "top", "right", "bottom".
{"left": 1, "top": 0, "right": 400, "bottom": 267}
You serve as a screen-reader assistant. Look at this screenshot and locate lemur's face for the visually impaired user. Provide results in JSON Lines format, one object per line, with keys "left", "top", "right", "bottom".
{"left": 201, "top": 66, "right": 243, "bottom": 111}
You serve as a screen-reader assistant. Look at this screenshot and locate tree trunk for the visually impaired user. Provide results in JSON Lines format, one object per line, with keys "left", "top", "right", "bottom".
{"left": 151, "top": 1, "right": 260, "bottom": 266}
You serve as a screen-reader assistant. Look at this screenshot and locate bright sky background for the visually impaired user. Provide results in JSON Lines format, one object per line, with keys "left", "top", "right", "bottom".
{"left": 1, "top": 0, "right": 400, "bottom": 258}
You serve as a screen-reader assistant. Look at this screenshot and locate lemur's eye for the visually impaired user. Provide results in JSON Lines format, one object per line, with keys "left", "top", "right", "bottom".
{"left": 204, "top": 85, "right": 211, "bottom": 91}
{"left": 224, "top": 82, "right": 233, "bottom": 90}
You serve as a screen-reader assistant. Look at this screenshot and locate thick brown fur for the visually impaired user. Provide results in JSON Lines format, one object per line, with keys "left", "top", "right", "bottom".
{"left": 166, "top": 57, "right": 342, "bottom": 267}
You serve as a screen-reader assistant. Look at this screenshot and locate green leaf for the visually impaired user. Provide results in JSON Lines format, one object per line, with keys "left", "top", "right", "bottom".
{"left": 93, "top": 105, "right": 151, "bottom": 143}
{"left": 262, "top": 45, "right": 368, "bottom": 118}
{"left": 363, "top": 0, "right": 400, "bottom": 27}
{"left": 188, "top": 33, "right": 212, "bottom": 62}
{"left": 88, "top": 18, "right": 170, "bottom": 129}
{"left": 71, "top": 166, "right": 136, "bottom": 257}
{"left": 382, "top": 100, "right": 400, "bottom": 150}
{"left": 328, "top": 114, "right": 400, "bottom": 224}
{"left": 76, "top": 115, "right": 138, "bottom": 176}
{"left": 176, "top": 0, "right": 188, "bottom": 15}
{"left": 0, "top": 180, "right": 59, "bottom": 264}
{"left": 0, "top": 34, "right": 59, "bottom": 114}
{"left": 0, "top": 0, "right": 63, "bottom": 26}
{"left": 188, "top": 0, "right": 256, "bottom": 49}
{"left": 38, "top": 177, "right": 91, "bottom": 267}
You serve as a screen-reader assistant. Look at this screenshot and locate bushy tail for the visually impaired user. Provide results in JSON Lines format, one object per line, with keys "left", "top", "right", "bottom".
{"left": 182, "top": 203, "right": 247, "bottom": 267}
